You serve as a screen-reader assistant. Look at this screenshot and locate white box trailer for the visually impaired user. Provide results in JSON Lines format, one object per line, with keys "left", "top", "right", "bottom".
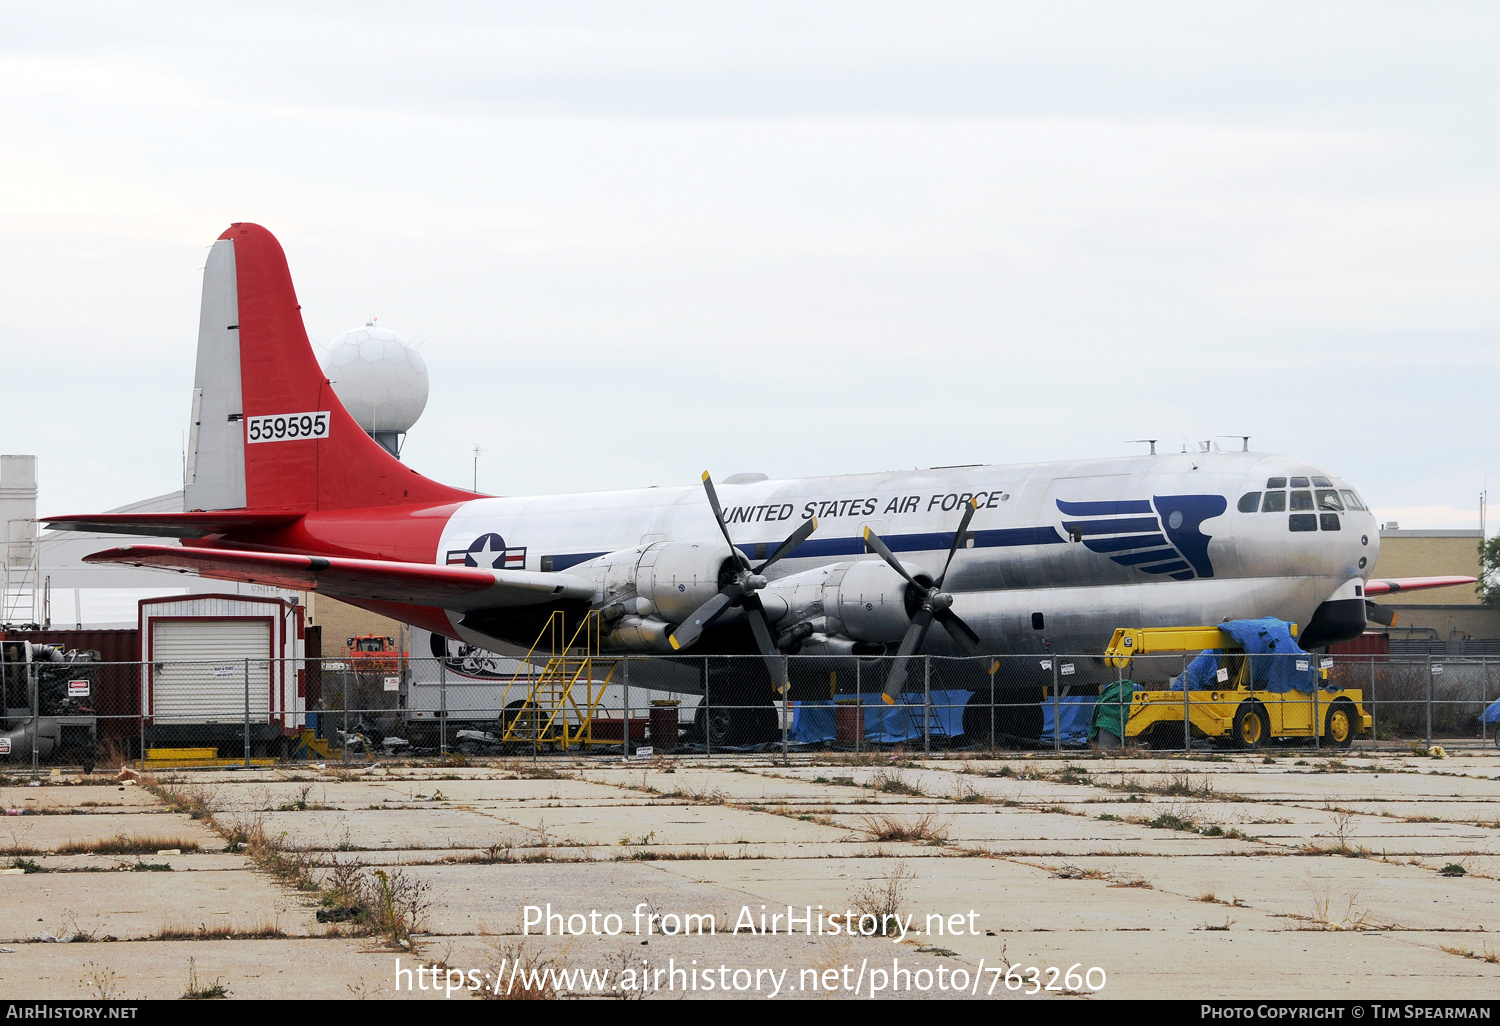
{"left": 139, "top": 593, "right": 305, "bottom": 749}
{"left": 399, "top": 628, "right": 698, "bottom": 744}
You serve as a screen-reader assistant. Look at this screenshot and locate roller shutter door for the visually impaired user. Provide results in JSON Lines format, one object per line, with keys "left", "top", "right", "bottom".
{"left": 152, "top": 620, "right": 271, "bottom": 724}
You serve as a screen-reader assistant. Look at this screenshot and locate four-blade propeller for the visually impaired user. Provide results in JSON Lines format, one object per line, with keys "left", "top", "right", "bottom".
{"left": 667, "top": 472, "right": 819, "bottom": 694}
{"left": 861, "top": 496, "right": 988, "bottom": 704}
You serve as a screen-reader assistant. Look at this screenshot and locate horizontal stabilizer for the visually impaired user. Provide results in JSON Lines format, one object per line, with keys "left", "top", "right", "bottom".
{"left": 1364, "top": 576, "right": 1476, "bottom": 596}
{"left": 44, "top": 512, "right": 304, "bottom": 539}
{"left": 83, "top": 545, "right": 595, "bottom": 610}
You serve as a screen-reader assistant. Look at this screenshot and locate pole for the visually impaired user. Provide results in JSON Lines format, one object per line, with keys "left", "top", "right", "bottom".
{"left": 855, "top": 661, "right": 862, "bottom": 756}
{"left": 1426, "top": 653, "right": 1433, "bottom": 751}
{"left": 923, "top": 657, "right": 931, "bottom": 757}
{"left": 781, "top": 656, "right": 789, "bottom": 766}
{"left": 341, "top": 668, "right": 348, "bottom": 765}
{"left": 1052, "top": 657, "right": 1061, "bottom": 754}
{"left": 1181, "top": 652, "right": 1189, "bottom": 754}
{"left": 30, "top": 652, "right": 39, "bottom": 777}
{"left": 622, "top": 657, "right": 631, "bottom": 759}
{"left": 243, "top": 658, "right": 251, "bottom": 769}
{"left": 439, "top": 656, "right": 447, "bottom": 757}
{"left": 1368, "top": 657, "right": 1378, "bottom": 754}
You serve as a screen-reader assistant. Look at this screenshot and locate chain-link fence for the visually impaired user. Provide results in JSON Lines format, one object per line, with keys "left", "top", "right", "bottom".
{"left": 1, "top": 652, "right": 1497, "bottom": 773}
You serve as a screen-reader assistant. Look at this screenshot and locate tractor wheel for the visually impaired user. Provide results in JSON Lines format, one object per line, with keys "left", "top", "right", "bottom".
{"left": 1324, "top": 699, "right": 1356, "bottom": 749}
{"left": 1232, "top": 703, "right": 1269, "bottom": 749}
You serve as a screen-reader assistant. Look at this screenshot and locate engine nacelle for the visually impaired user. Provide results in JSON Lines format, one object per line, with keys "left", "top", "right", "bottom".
{"left": 585, "top": 541, "right": 735, "bottom": 626}
{"left": 759, "top": 559, "right": 914, "bottom": 643}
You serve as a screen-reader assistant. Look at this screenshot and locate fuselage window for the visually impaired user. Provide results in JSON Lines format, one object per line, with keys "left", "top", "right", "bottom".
{"left": 1319, "top": 513, "right": 1341, "bottom": 531}
{"left": 1311, "top": 476, "right": 1332, "bottom": 488}
{"left": 1289, "top": 476, "right": 1310, "bottom": 488}
{"left": 1266, "top": 477, "right": 1287, "bottom": 489}
{"left": 1237, "top": 492, "right": 1261, "bottom": 513}
{"left": 1261, "top": 491, "right": 1287, "bottom": 512}
{"left": 1289, "top": 490, "right": 1314, "bottom": 511}
{"left": 1289, "top": 513, "right": 1317, "bottom": 532}
{"left": 1315, "top": 490, "right": 1344, "bottom": 511}
{"left": 1339, "top": 490, "right": 1365, "bottom": 511}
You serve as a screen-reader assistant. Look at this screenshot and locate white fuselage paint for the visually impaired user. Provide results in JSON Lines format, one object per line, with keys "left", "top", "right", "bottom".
{"left": 431, "top": 451, "right": 1377, "bottom": 670}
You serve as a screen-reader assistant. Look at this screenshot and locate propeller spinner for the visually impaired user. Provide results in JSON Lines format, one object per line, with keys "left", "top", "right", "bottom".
{"left": 667, "top": 472, "right": 819, "bottom": 694}
{"left": 862, "top": 496, "right": 990, "bottom": 704}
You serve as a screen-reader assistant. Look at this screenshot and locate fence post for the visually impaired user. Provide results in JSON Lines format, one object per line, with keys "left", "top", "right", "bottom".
{"left": 1052, "top": 657, "right": 1061, "bottom": 754}
{"left": 701, "top": 657, "right": 709, "bottom": 758}
{"left": 855, "top": 660, "right": 862, "bottom": 755}
{"left": 341, "top": 670, "right": 348, "bottom": 765}
{"left": 1369, "top": 657, "right": 1378, "bottom": 754}
{"left": 622, "top": 657, "right": 632, "bottom": 759}
{"left": 438, "top": 657, "right": 447, "bottom": 757}
{"left": 243, "top": 658, "right": 251, "bottom": 769}
{"left": 781, "top": 656, "right": 790, "bottom": 766}
{"left": 1181, "top": 652, "right": 1190, "bottom": 754}
{"left": 924, "top": 657, "right": 931, "bottom": 757}
{"left": 1426, "top": 653, "right": 1433, "bottom": 751}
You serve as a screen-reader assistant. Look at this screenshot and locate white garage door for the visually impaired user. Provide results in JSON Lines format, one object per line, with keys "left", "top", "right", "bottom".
{"left": 152, "top": 619, "right": 272, "bottom": 724}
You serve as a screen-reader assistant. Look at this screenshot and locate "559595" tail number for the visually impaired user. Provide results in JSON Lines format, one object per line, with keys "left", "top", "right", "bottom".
{"left": 247, "top": 412, "right": 330, "bottom": 443}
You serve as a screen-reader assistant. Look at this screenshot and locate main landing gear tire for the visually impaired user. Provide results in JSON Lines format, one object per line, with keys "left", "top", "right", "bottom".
{"left": 1233, "top": 702, "right": 1269, "bottom": 749}
{"left": 1323, "top": 699, "right": 1356, "bottom": 749}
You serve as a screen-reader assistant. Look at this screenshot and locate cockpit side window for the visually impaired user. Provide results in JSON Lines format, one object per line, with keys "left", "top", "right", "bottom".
{"left": 1237, "top": 492, "right": 1261, "bottom": 513}
{"left": 1289, "top": 490, "right": 1314, "bottom": 511}
{"left": 1339, "top": 489, "right": 1365, "bottom": 511}
{"left": 1261, "top": 491, "right": 1286, "bottom": 512}
{"left": 1316, "top": 490, "right": 1344, "bottom": 511}
{"left": 1266, "top": 477, "right": 1287, "bottom": 489}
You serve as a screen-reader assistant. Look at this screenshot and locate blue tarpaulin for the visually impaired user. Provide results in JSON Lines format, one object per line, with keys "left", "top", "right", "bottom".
{"left": 1041, "top": 694, "right": 1098, "bottom": 745}
{"left": 789, "top": 690, "right": 972, "bottom": 744}
{"left": 1169, "top": 618, "right": 1319, "bottom": 694}
{"left": 1482, "top": 698, "right": 1500, "bottom": 725}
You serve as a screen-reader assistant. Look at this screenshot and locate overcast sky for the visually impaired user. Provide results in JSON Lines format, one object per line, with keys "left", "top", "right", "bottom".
{"left": 2, "top": 2, "right": 1497, "bottom": 532}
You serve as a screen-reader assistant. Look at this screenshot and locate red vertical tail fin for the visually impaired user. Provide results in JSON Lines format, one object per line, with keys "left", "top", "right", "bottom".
{"left": 184, "top": 223, "right": 473, "bottom": 513}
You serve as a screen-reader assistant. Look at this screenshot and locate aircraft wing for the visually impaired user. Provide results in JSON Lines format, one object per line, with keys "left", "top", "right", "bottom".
{"left": 82, "top": 544, "right": 595, "bottom": 610}
{"left": 1364, "top": 576, "right": 1477, "bottom": 596}
{"left": 45, "top": 512, "right": 304, "bottom": 539}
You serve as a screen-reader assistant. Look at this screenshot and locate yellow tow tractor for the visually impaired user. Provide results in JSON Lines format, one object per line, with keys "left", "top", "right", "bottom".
{"left": 1098, "top": 624, "right": 1373, "bottom": 749}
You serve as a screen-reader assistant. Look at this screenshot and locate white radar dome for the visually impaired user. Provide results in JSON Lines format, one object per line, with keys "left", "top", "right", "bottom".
{"left": 322, "top": 325, "right": 429, "bottom": 435}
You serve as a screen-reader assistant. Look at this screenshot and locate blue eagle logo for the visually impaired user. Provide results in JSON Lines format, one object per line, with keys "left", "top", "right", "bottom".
{"left": 1055, "top": 495, "right": 1226, "bottom": 580}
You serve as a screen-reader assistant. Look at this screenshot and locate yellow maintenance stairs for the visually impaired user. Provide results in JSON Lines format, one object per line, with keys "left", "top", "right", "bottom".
{"left": 1101, "top": 625, "right": 1373, "bottom": 749}
{"left": 495, "top": 611, "right": 619, "bottom": 750}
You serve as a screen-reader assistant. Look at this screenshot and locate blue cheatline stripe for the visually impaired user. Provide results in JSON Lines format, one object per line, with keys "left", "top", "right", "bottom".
{"left": 1084, "top": 533, "right": 1168, "bottom": 554}
{"left": 1056, "top": 499, "right": 1153, "bottom": 516}
{"left": 1140, "top": 560, "right": 1191, "bottom": 576}
{"left": 1060, "top": 516, "right": 1160, "bottom": 536}
{"left": 1110, "top": 547, "right": 1182, "bottom": 567}
{"left": 538, "top": 525, "right": 1067, "bottom": 572}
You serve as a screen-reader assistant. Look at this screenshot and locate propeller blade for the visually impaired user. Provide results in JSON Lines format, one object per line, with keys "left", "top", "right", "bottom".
{"left": 755, "top": 516, "right": 818, "bottom": 573}
{"left": 881, "top": 610, "right": 934, "bottom": 703}
{"left": 667, "top": 584, "right": 744, "bottom": 651}
{"left": 745, "top": 599, "right": 790, "bottom": 694}
{"left": 933, "top": 607, "right": 985, "bottom": 656}
{"left": 861, "top": 526, "right": 920, "bottom": 587}
{"left": 935, "top": 497, "right": 979, "bottom": 589}
{"left": 701, "top": 471, "right": 750, "bottom": 570}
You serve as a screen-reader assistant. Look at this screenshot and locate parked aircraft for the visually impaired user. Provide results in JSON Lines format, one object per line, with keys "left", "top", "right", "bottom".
{"left": 45, "top": 224, "right": 1472, "bottom": 709}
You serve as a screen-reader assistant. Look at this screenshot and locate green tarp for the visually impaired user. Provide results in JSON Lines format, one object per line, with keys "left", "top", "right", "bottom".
{"left": 1092, "top": 680, "right": 1137, "bottom": 741}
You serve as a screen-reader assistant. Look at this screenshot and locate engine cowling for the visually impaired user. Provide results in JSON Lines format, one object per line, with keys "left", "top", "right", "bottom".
{"left": 584, "top": 541, "right": 737, "bottom": 626}
{"left": 757, "top": 559, "right": 914, "bottom": 643}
